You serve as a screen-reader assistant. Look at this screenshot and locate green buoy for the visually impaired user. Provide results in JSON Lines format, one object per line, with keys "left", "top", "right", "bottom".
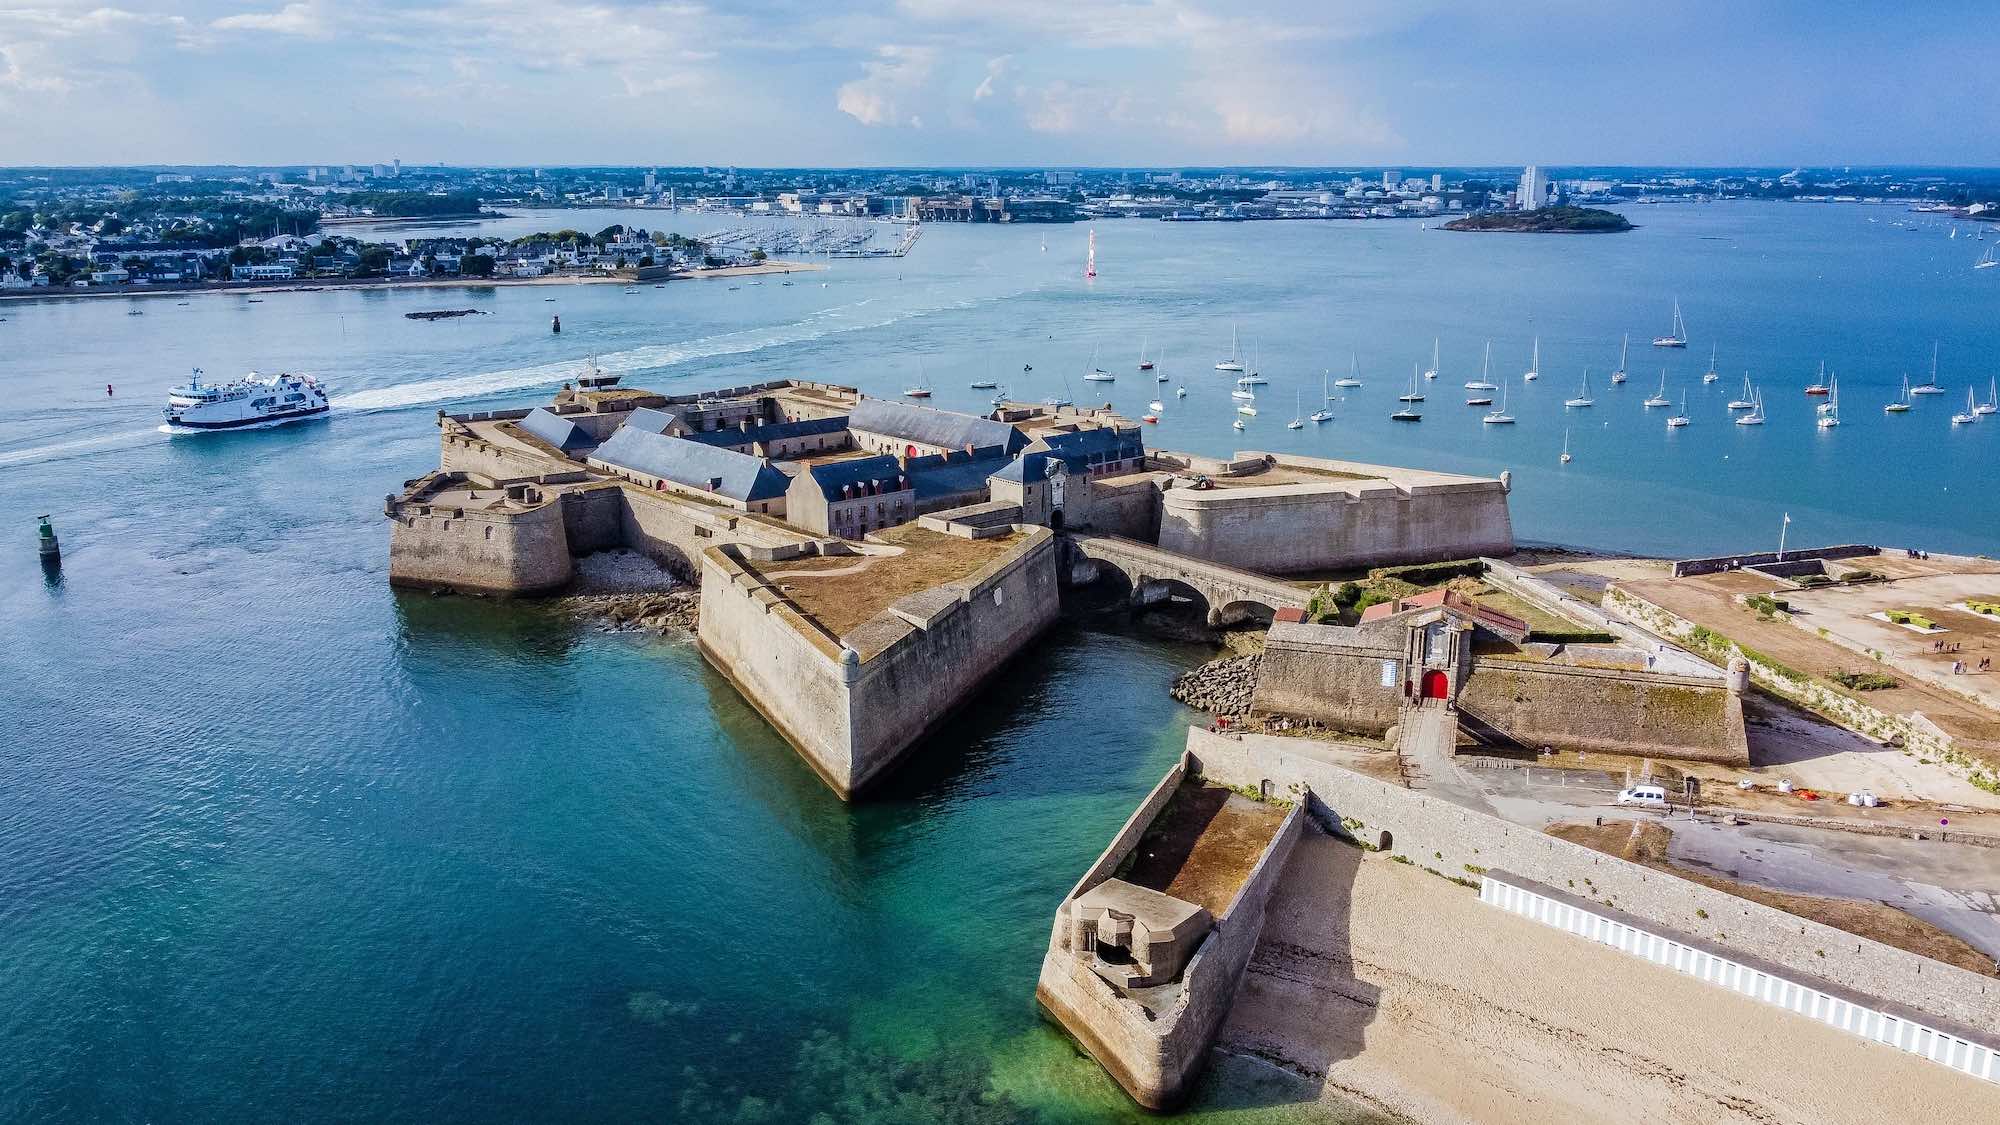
{"left": 37, "top": 514, "right": 60, "bottom": 561}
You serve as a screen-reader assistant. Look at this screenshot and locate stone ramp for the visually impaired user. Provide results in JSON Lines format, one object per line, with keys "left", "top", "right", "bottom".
{"left": 1395, "top": 704, "right": 1494, "bottom": 813}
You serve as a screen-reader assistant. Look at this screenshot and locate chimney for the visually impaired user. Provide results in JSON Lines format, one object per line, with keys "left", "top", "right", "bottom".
{"left": 842, "top": 483, "right": 853, "bottom": 500}
{"left": 707, "top": 477, "right": 722, "bottom": 491}
{"left": 739, "top": 418, "right": 751, "bottom": 432}
{"left": 896, "top": 451, "right": 909, "bottom": 472}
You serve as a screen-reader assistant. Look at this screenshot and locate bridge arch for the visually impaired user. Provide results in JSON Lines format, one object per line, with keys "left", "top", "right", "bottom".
{"left": 1213, "top": 598, "right": 1277, "bottom": 628}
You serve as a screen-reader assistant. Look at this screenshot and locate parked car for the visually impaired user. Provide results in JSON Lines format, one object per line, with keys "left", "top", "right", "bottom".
{"left": 1616, "top": 784, "right": 1670, "bottom": 808}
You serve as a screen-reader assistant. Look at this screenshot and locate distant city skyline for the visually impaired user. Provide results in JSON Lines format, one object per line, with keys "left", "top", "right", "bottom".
{"left": 4, "top": 1, "right": 1998, "bottom": 167}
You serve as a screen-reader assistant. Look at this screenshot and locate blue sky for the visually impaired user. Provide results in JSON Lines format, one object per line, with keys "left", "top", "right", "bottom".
{"left": 2, "top": 1, "right": 1996, "bottom": 167}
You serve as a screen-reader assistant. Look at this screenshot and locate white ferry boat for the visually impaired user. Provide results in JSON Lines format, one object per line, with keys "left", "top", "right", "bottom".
{"left": 162, "top": 369, "right": 329, "bottom": 431}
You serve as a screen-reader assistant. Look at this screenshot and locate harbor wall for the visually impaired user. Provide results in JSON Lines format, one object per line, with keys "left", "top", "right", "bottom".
{"left": 386, "top": 482, "right": 573, "bottom": 595}
{"left": 1037, "top": 754, "right": 1305, "bottom": 1109}
{"left": 1185, "top": 727, "right": 2000, "bottom": 1034}
{"left": 620, "top": 487, "right": 812, "bottom": 580}
{"left": 1250, "top": 620, "right": 1405, "bottom": 735}
{"left": 696, "top": 527, "right": 1059, "bottom": 797}
{"left": 1156, "top": 458, "right": 1514, "bottom": 574}
{"left": 1673, "top": 544, "right": 1878, "bottom": 579}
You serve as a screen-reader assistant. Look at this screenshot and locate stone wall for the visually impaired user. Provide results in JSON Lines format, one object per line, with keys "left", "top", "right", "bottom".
{"left": 1458, "top": 659, "right": 1748, "bottom": 764}
{"left": 558, "top": 484, "right": 626, "bottom": 554}
{"left": 697, "top": 528, "right": 1060, "bottom": 797}
{"left": 439, "top": 427, "right": 558, "bottom": 480}
{"left": 1186, "top": 727, "right": 2000, "bottom": 1033}
{"left": 1672, "top": 544, "right": 1877, "bottom": 578}
{"left": 1250, "top": 620, "right": 1404, "bottom": 735}
{"left": 1086, "top": 476, "right": 1161, "bottom": 540}
{"left": 387, "top": 482, "right": 573, "bottom": 595}
{"left": 1156, "top": 460, "right": 1514, "bottom": 574}
{"left": 1038, "top": 754, "right": 1306, "bottom": 1109}
{"left": 621, "top": 487, "right": 812, "bottom": 580}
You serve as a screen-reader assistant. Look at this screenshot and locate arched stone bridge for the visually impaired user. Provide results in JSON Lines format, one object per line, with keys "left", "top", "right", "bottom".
{"left": 1063, "top": 533, "right": 1311, "bottom": 626}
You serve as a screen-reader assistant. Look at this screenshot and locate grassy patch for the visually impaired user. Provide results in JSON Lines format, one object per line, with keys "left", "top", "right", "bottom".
{"left": 1831, "top": 670, "right": 1898, "bottom": 692}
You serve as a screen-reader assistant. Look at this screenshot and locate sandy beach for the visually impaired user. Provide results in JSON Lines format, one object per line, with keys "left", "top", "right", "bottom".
{"left": 1220, "top": 835, "right": 1997, "bottom": 1125}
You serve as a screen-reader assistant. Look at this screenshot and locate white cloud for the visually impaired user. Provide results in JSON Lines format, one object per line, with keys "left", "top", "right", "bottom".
{"left": 212, "top": 2, "right": 329, "bottom": 38}
{"left": 836, "top": 44, "right": 938, "bottom": 127}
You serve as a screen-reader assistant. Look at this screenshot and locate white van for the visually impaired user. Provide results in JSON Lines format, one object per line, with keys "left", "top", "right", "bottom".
{"left": 1616, "top": 784, "right": 1669, "bottom": 808}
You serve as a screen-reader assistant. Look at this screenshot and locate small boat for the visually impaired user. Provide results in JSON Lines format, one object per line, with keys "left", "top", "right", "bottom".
{"left": 245, "top": 298, "right": 263, "bottom": 304}
{"left": 1232, "top": 388, "right": 1256, "bottom": 402}
{"left": 544, "top": 297, "right": 557, "bottom": 302}
{"left": 1175, "top": 385, "right": 1187, "bottom": 398}
{"left": 1310, "top": 405, "right": 1334, "bottom": 423}
{"left": 905, "top": 362, "right": 933, "bottom": 398}
{"left": 1565, "top": 369, "right": 1594, "bottom": 408}
{"left": 1287, "top": 392, "right": 1305, "bottom": 429}
{"left": 1702, "top": 344, "right": 1720, "bottom": 383}
{"left": 1652, "top": 298, "right": 1688, "bottom": 347}
{"left": 1804, "top": 360, "right": 1831, "bottom": 396}
{"left": 1466, "top": 395, "right": 1493, "bottom": 406}
{"left": 1611, "top": 334, "right": 1629, "bottom": 383}
{"left": 1311, "top": 370, "right": 1334, "bottom": 422}
{"left": 1912, "top": 343, "right": 1946, "bottom": 393}
{"left": 1138, "top": 336, "right": 1154, "bottom": 371}
{"left": 1735, "top": 388, "right": 1765, "bottom": 425}
{"left": 1643, "top": 370, "right": 1671, "bottom": 408}
{"left": 1143, "top": 414, "right": 1159, "bottom": 424}
{"left": 1233, "top": 418, "right": 1246, "bottom": 430}
{"left": 1978, "top": 245, "right": 1998, "bottom": 270}
{"left": 1727, "top": 372, "right": 1757, "bottom": 410}
{"left": 1816, "top": 378, "right": 1840, "bottom": 428}
{"left": 1522, "top": 337, "right": 1540, "bottom": 381}
{"left": 1236, "top": 374, "right": 1268, "bottom": 388}
{"left": 1215, "top": 324, "right": 1245, "bottom": 372}
{"left": 991, "top": 391, "right": 1008, "bottom": 408}
{"left": 1482, "top": 386, "right": 1515, "bottom": 424}
{"left": 1149, "top": 400, "right": 1165, "bottom": 412}
{"left": 1465, "top": 341, "right": 1498, "bottom": 390}
{"left": 1667, "top": 391, "right": 1691, "bottom": 428}
{"left": 1560, "top": 429, "right": 1573, "bottom": 464}
{"left": 1023, "top": 363, "right": 1034, "bottom": 372}
{"left": 1334, "top": 354, "right": 1362, "bottom": 389}
{"left": 1393, "top": 365, "right": 1423, "bottom": 420}
{"left": 1083, "top": 347, "right": 1114, "bottom": 383}
{"left": 1978, "top": 376, "right": 1998, "bottom": 415}
{"left": 1952, "top": 387, "right": 1978, "bottom": 425}
{"left": 1422, "top": 337, "right": 1439, "bottom": 381}
{"left": 970, "top": 380, "right": 997, "bottom": 390}
{"left": 1884, "top": 374, "right": 1913, "bottom": 413}
{"left": 126, "top": 309, "right": 144, "bottom": 316}
{"left": 1238, "top": 404, "right": 1258, "bottom": 417}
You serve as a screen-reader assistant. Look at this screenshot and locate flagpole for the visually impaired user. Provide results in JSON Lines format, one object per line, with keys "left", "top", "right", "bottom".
{"left": 1778, "top": 513, "right": 1790, "bottom": 561}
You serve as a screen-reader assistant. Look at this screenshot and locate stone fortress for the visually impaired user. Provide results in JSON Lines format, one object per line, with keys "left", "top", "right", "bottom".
{"left": 386, "top": 371, "right": 1535, "bottom": 797}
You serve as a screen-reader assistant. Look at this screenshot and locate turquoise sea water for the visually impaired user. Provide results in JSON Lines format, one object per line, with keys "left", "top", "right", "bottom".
{"left": 1, "top": 202, "right": 1996, "bottom": 1121}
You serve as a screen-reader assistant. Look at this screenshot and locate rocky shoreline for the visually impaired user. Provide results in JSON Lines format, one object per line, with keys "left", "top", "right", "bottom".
{"left": 1171, "top": 653, "right": 1262, "bottom": 715}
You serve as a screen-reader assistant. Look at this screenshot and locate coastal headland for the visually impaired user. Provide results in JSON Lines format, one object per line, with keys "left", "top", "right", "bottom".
{"left": 1443, "top": 205, "right": 1635, "bottom": 232}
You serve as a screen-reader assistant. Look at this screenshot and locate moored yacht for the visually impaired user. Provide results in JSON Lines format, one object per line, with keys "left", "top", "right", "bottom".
{"left": 1610, "top": 334, "right": 1629, "bottom": 383}
{"left": 1565, "top": 369, "right": 1595, "bottom": 408}
{"left": 1652, "top": 299, "right": 1688, "bottom": 348}
{"left": 1912, "top": 343, "right": 1947, "bottom": 394}
{"left": 163, "top": 368, "right": 329, "bottom": 431}
{"left": 1728, "top": 372, "right": 1757, "bottom": 410}
{"left": 1215, "top": 324, "right": 1245, "bottom": 372}
{"left": 1643, "top": 370, "right": 1671, "bottom": 408}
{"left": 1465, "top": 342, "right": 1498, "bottom": 390}
{"left": 1885, "top": 375, "right": 1913, "bottom": 413}
{"left": 1978, "top": 376, "right": 1998, "bottom": 415}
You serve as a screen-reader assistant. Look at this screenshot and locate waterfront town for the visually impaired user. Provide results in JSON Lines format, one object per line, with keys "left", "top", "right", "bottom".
{"left": 380, "top": 366, "right": 2000, "bottom": 1117}
{"left": 9, "top": 162, "right": 2000, "bottom": 294}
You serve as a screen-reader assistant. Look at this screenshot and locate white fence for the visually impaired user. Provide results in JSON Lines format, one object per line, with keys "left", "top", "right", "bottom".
{"left": 1480, "top": 872, "right": 1999, "bottom": 1086}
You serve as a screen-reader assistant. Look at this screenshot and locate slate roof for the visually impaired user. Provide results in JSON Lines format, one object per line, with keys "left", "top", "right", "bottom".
{"left": 621, "top": 406, "right": 680, "bottom": 435}
{"left": 906, "top": 451, "right": 1010, "bottom": 501}
{"left": 518, "top": 407, "right": 596, "bottom": 454}
{"left": 589, "top": 427, "right": 790, "bottom": 503}
{"left": 847, "top": 397, "right": 1024, "bottom": 455}
{"left": 802, "top": 454, "right": 910, "bottom": 500}
{"left": 987, "top": 449, "right": 1062, "bottom": 484}
{"left": 683, "top": 415, "right": 849, "bottom": 448}
{"left": 1034, "top": 426, "right": 1145, "bottom": 469}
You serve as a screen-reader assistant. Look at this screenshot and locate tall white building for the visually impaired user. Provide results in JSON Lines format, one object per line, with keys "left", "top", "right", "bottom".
{"left": 644, "top": 169, "right": 657, "bottom": 191}
{"left": 1382, "top": 169, "right": 1400, "bottom": 190}
{"left": 1431, "top": 172, "right": 1443, "bottom": 192}
{"left": 1517, "top": 165, "right": 1547, "bottom": 210}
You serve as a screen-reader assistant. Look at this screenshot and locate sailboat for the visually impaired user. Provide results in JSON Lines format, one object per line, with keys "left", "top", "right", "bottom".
{"left": 1643, "top": 370, "right": 1671, "bottom": 408}
{"left": 1804, "top": 360, "right": 1831, "bottom": 396}
{"left": 1953, "top": 387, "right": 1979, "bottom": 425}
{"left": 1816, "top": 378, "right": 1841, "bottom": 428}
{"left": 1465, "top": 342, "right": 1498, "bottom": 390}
{"left": 1232, "top": 387, "right": 1256, "bottom": 401}
{"left": 1728, "top": 372, "right": 1757, "bottom": 410}
{"left": 1653, "top": 299, "right": 1688, "bottom": 348}
{"left": 1237, "top": 401, "right": 1258, "bottom": 417}
{"left": 1466, "top": 392, "right": 1493, "bottom": 406}
{"left": 1393, "top": 365, "right": 1424, "bottom": 421}
{"left": 1215, "top": 324, "right": 1245, "bottom": 372}
{"left": 1288, "top": 391, "right": 1305, "bottom": 429}
{"left": 1523, "top": 337, "right": 1540, "bottom": 381}
{"left": 1611, "top": 334, "right": 1629, "bottom": 383}
{"left": 1482, "top": 386, "right": 1515, "bottom": 424}
{"left": 1565, "top": 369, "right": 1595, "bottom": 408}
{"left": 1138, "top": 336, "right": 1154, "bottom": 371}
{"left": 1422, "top": 338, "right": 1440, "bottom": 381}
{"left": 1084, "top": 228, "right": 1097, "bottom": 280}
{"left": 1978, "top": 376, "right": 1998, "bottom": 415}
{"left": 1978, "top": 245, "right": 1998, "bottom": 270}
{"left": 1560, "top": 429, "right": 1573, "bottom": 464}
{"left": 1912, "top": 343, "right": 1946, "bottom": 394}
{"left": 990, "top": 388, "right": 1008, "bottom": 408}
{"left": 1735, "top": 388, "right": 1765, "bottom": 425}
{"left": 1237, "top": 370, "right": 1268, "bottom": 386}
{"left": 1334, "top": 354, "right": 1362, "bottom": 388}
{"left": 904, "top": 362, "right": 933, "bottom": 398}
{"left": 1155, "top": 349, "right": 1170, "bottom": 382}
{"left": 1885, "top": 375, "right": 1913, "bottom": 413}
{"left": 1311, "top": 370, "right": 1334, "bottom": 422}
{"left": 1703, "top": 344, "right": 1720, "bottom": 383}
{"left": 969, "top": 358, "right": 997, "bottom": 390}
{"left": 1667, "top": 391, "right": 1691, "bottom": 428}
{"left": 1083, "top": 347, "right": 1114, "bottom": 382}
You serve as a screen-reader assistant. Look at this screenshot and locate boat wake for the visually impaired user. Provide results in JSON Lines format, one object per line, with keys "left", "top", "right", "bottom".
{"left": 333, "top": 289, "right": 1015, "bottom": 413}
{"left": 0, "top": 426, "right": 161, "bottom": 469}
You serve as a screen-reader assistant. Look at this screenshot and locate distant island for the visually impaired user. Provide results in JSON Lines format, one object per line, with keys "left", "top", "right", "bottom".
{"left": 1443, "top": 205, "right": 1635, "bottom": 233}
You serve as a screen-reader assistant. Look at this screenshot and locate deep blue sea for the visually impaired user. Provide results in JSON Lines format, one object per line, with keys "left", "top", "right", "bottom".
{"left": 2, "top": 202, "right": 1996, "bottom": 1122}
